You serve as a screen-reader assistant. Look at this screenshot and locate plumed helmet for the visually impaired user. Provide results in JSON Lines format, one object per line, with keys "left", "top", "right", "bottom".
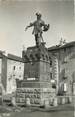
{"left": 36, "top": 12, "right": 42, "bottom": 18}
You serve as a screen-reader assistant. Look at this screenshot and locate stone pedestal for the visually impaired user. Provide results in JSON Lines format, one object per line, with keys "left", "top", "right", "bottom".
{"left": 15, "top": 44, "right": 56, "bottom": 106}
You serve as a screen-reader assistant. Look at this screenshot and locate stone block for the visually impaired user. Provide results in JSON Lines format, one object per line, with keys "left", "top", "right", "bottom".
{"left": 68, "top": 96, "right": 72, "bottom": 103}
{"left": 53, "top": 97, "right": 58, "bottom": 106}
{"left": 40, "top": 99, "right": 45, "bottom": 107}
{"left": 26, "top": 98, "right": 31, "bottom": 106}
{"left": 62, "top": 97, "right": 65, "bottom": 104}
{"left": 58, "top": 97, "right": 62, "bottom": 105}
{"left": 44, "top": 99, "right": 50, "bottom": 108}
{"left": 0, "top": 96, "right": 3, "bottom": 105}
{"left": 11, "top": 97, "right": 16, "bottom": 106}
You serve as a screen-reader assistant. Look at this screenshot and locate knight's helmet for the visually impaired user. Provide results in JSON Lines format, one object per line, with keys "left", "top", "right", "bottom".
{"left": 36, "top": 12, "right": 42, "bottom": 19}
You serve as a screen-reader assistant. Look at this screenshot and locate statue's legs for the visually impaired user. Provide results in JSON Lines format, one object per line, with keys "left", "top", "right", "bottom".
{"left": 35, "top": 34, "right": 41, "bottom": 46}
{"left": 35, "top": 32, "right": 44, "bottom": 46}
{"left": 40, "top": 33, "right": 44, "bottom": 42}
{"left": 35, "top": 34, "right": 38, "bottom": 46}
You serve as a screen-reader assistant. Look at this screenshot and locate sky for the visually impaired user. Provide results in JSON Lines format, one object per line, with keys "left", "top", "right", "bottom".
{"left": 0, "top": 0, "right": 74, "bottom": 56}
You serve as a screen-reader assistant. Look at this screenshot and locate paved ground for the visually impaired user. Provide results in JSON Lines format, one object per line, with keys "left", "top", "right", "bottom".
{"left": 8, "top": 110, "right": 74, "bottom": 117}
{"left": 0, "top": 104, "right": 74, "bottom": 117}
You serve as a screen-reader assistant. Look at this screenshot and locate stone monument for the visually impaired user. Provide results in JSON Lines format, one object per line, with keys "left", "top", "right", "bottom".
{"left": 16, "top": 13, "right": 55, "bottom": 107}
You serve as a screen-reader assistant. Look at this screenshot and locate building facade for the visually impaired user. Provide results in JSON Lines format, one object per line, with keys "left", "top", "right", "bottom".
{"left": 0, "top": 52, "right": 24, "bottom": 94}
{"left": 48, "top": 41, "right": 75, "bottom": 98}
{"left": 6, "top": 54, "right": 24, "bottom": 94}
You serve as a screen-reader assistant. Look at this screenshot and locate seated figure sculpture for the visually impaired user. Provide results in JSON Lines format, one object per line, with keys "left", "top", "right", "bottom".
{"left": 25, "top": 12, "right": 50, "bottom": 46}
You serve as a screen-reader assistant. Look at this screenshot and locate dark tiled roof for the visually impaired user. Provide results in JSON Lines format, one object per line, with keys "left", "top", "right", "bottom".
{"left": 0, "top": 53, "right": 3, "bottom": 58}
{"left": 27, "top": 46, "right": 36, "bottom": 50}
{"left": 0, "top": 50, "right": 5, "bottom": 53}
{"left": 0, "top": 50, "right": 5, "bottom": 58}
{"left": 48, "top": 45, "right": 59, "bottom": 51}
{"left": 8, "top": 54, "right": 24, "bottom": 62}
{"left": 48, "top": 41, "right": 75, "bottom": 51}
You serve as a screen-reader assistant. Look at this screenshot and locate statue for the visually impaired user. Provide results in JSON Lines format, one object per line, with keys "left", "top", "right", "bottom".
{"left": 25, "top": 12, "right": 50, "bottom": 46}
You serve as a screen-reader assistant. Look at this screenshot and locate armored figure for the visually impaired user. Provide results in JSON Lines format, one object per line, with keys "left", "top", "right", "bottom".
{"left": 25, "top": 12, "right": 49, "bottom": 46}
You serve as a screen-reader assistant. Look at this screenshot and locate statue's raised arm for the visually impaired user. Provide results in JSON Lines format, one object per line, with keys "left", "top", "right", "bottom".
{"left": 25, "top": 12, "right": 50, "bottom": 46}
{"left": 25, "top": 22, "right": 34, "bottom": 31}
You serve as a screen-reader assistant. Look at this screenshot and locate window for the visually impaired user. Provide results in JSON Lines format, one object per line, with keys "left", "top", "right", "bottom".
{"left": 13, "top": 66, "right": 16, "bottom": 70}
{"left": 13, "top": 74, "right": 15, "bottom": 77}
{"left": 19, "top": 75, "right": 21, "bottom": 78}
{"left": 50, "top": 73, "right": 53, "bottom": 79}
{"left": 19, "top": 67, "right": 21, "bottom": 69}
{"left": 49, "top": 57, "right": 52, "bottom": 66}
{"left": 50, "top": 60, "right": 52, "bottom": 66}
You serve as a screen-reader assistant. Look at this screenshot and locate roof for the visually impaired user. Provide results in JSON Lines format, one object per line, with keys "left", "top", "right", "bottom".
{"left": 8, "top": 54, "right": 24, "bottom": 62}
{"left": 0, "top": 54, "right": 3, "bottom": 58}
{"left": 27, "top": 45, "right": 36, "bottom": 50}
{"left": 48, "top": 41, "right": 75, "bottom": 51}
{"left": 0, "top": 50, "right": 6, "bottom": 58}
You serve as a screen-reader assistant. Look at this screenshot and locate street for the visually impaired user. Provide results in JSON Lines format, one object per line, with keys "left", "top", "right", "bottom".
{"left": 7, "top": 110, "right": 74, "bottom": 117}
{"left": 0, "top": 104, "right": 74, "bottom": 117}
